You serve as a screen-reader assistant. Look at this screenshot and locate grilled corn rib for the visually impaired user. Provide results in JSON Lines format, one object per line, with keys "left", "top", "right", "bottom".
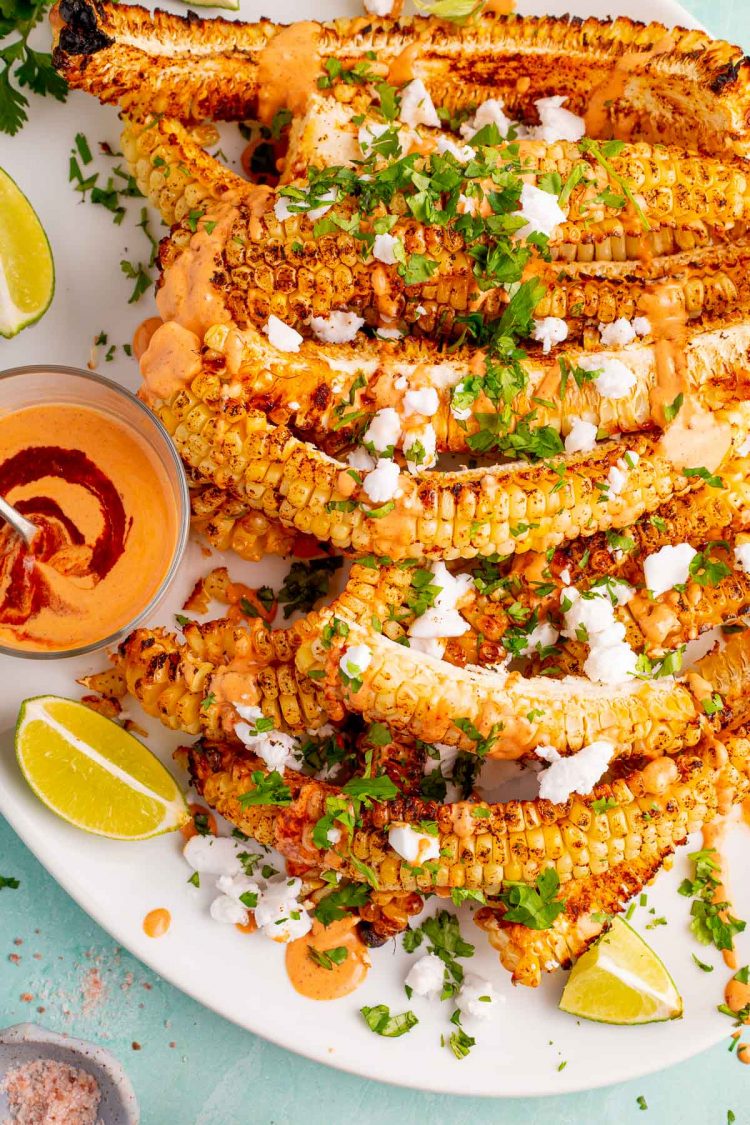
{"left": 144, "top": 145, "right": 750, "bottom": 341}
{"left": 91, "top": 531, "right": 750, "bottom": 749}
{"left": 324, "top": 622, "right": 707, "bottom": 759}
{"left": 108, "top": 606, "right": 707, "bottom": 760}
{"left": 141, "top": 313, "right": 750, "bottom": 459}
{"left": 122, "top": 111, "right": 750, "bottom": 307}
{"left": 184, "top": 728, "right": 750, "bottom": 897}
{"left": 52, "top": 4, "right": 750, "bottom": 158}
{"left": 148, "top": 367, "right": 740, "bottom": 561}
{"left": 89, "top": 561, "right": 424, "bottom": 738}
{"left": 474, "top": 725, "right": 750, "bottom": 985}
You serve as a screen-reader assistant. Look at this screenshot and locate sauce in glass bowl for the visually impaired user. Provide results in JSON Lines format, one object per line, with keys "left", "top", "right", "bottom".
{"left": 0, "top": 367, "right": 188, "bottom": 656}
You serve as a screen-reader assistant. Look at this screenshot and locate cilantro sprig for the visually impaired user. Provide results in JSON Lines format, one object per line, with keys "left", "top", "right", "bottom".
{"left": 1, "top": 0, "right": 67, "bottom": 135}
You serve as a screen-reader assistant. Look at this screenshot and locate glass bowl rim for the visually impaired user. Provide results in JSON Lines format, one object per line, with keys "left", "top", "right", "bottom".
{"left": 0, "top": 363, "right": 190, "bottom": 660}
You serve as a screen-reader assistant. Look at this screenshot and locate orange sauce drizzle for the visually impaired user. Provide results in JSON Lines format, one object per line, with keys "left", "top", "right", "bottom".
{"left": 143, "top": 909, "right": 171, "bottom": 938}
{"left": 388, "top": 41, "right": 420, "bottom": 85}
{"left": 584, "top": 34, "right": 675, "bottom": 139}
{"left": 257, "top": 23, "right": 322, "bottom": 125}
{"left": 641, "top": 282, "right": 732, "bottom": 472}
{"left": 285, "top": 916, "right": 370, "bottom": 1000}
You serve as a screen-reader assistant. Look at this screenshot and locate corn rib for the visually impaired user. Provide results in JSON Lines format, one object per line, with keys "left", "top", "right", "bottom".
{"left": 183, "top": 728, "right": 749, "bottom": 924}
{"left": 52, "top": 4, "right": 750, "bottom": 159}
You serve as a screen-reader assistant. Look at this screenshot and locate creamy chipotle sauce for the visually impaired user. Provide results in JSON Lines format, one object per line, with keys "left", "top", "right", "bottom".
{"left": 285, "top": 916, "right": 370, "bottom": 1000}
{"left": 257, "top": 22, "right": 322, "bottom": 125}
{"left": 0, "top": 403, "right": 178, "bottom": 652}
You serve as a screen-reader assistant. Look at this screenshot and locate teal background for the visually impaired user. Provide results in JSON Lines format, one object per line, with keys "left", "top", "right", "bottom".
{"left": 1, "top": 1, "right": 747, "bottom": 1120}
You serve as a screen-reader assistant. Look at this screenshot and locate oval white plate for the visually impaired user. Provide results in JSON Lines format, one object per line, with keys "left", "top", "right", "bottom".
{"left": 3, "top": 0, "right": 747, "bottom": 1097}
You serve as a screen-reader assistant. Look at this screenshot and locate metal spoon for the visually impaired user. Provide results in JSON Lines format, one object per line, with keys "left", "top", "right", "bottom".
{"left": 0, "top": 495, "right": 37, "bottom": 546}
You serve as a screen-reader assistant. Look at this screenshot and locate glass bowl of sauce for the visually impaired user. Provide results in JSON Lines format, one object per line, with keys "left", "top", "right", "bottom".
{"left": 0, "top": 365, "right": 189, "bottom": 658}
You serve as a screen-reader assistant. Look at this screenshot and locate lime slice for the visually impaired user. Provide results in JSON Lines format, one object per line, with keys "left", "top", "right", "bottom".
{"left": 0, "top": 167, "right": 54, "bottom": 338}
{"left": 559, "top": 917, "right": 683, "bottom": 1025}
{"left": 16, "top": 696, "right": 189, "bottom": 840}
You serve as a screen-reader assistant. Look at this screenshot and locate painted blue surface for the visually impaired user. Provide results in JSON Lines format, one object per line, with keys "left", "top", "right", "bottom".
{"left": 2, "top": 1, "right": 748, "bottom": 1120}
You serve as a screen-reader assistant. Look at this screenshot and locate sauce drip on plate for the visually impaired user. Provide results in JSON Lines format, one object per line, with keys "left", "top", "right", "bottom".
{"left": 286, "top": 916, "right": 371, "bottom": 1000}
{"left": 143, "top": 908, "right": 171, "bottom": 938}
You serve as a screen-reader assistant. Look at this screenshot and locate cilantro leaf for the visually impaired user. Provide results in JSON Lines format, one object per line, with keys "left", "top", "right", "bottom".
{"left": 498, "top": 868, "right": 566, "bottom": 930}
{"left": 238, "top": 770, "right": 292, "bottom": 807}
{"left": 314, "top": 882, "right": 371, "bottom": 926}
{"left": 360, "top": 1004, "right": 418, "bottom": 1037}
{"left": 308, "top": 945, "right": 348, "bottom": 971}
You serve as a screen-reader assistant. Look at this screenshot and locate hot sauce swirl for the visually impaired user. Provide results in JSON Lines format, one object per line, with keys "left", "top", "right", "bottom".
{"left": 0, "top": 403, "right": 178, "bottom": 652}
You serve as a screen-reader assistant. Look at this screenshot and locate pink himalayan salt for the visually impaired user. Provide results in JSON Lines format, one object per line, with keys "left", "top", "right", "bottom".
{"left": 2, "top": 1058, "right": 101, "bottom": 1125}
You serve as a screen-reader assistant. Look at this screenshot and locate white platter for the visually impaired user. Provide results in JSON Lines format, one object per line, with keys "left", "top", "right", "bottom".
{"left": 3, "top": 0, "right": 748, "bottom": 1097}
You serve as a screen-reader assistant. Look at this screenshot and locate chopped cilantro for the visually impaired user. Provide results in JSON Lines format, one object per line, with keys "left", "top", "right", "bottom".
{"left": 277, "top": 557, "right": 343, "bottom": 618}
{"left": 579, "top": 139, "right": 650, "bottom": 231}
{"left": 663, "top": 393, "right": 684, "bottom": 423}
{"left": 498, "top": 868, "right": 565, "bottom": 930}
{"left": 448, "top": 1024, "right": 475, "bottom": 1059}
{"left": 453, "top": 717, "right": 503, "bottom": 757}
{"left": 678, "top": 848, "right": 746, "bottom": 952}
{"left": 360, "top": 1004, "right": 418, "bottom": 1037}
{"left": 683, "top": 466, "right": 724, "bottom": 489}
{"left": 403, "top": 911, "right": 474, "bottom": 999}
{"left": 450, "top": 888, "right": 486, "bottom": 907}
{"left": 314, "top": 882, "right": 371, "bottom": 926}
{"left": 308, "top": 945, "right": 348, "bottom": 971}
{"left": 238, "top": 770, "right": 292, "bottom": 808}
{"left": 120, "top": 259, "right": 152, "bottom": 304}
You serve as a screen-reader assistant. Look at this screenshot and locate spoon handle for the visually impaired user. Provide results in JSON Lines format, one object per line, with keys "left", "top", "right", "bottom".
{"left": 0, "top": 496, "right": 38, "bottom": 545}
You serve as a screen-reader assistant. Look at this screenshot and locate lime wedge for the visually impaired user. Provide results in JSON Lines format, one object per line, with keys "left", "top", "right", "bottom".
{"left": 559, "top": 917, "right": 683, "bottom": 1024}
{"left": 16, "top": 696, "right": 189, "bottom": 840}
{"left": 0, "top": 167, "right": 54, "bottom": 338}
{"left": 177, "top": 0, "right": 238, "bottom": 9}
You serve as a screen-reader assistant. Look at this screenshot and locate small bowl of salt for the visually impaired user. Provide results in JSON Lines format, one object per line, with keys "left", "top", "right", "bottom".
{"left": 0, "top": 1023, "right": 139, "bottom": 1124}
